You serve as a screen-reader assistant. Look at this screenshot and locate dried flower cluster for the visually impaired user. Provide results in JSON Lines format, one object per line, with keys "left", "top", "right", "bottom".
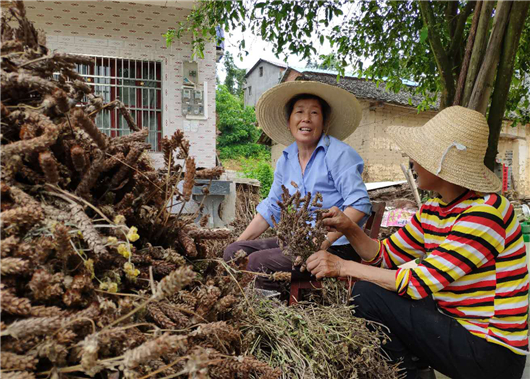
{"left": 271, "top": 184, "right": 327, "bottom": 270}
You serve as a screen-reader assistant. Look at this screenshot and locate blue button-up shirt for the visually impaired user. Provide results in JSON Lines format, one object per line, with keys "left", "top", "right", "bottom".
{"left": 257, "top": 135, "right": 372, "bottom": 246}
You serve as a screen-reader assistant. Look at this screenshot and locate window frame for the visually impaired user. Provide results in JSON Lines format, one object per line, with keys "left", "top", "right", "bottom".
{"left": 74, "top": 55, "right": 163, "bottom": 151}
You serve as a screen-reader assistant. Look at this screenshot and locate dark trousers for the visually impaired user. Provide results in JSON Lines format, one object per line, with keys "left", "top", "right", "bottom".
{"left": 223, "top": 238, "right": 360, "bottom": 290}
{"left": 352, "top": 281, "right": 526, "bottom": 379}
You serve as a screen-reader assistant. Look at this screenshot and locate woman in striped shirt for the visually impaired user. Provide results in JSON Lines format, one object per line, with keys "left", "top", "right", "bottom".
{"left": 306, "top": 106, "right": 528, "bottom": 379}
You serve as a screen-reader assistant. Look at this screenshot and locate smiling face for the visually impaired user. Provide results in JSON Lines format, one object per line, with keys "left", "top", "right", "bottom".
{"left": 288, "top": 98, "right": 325, "bottom": 148}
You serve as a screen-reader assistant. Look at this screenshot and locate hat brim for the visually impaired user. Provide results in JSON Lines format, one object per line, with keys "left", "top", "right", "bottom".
{"left": 256, "top": 81, "right": 362, "bottom": 146}
{"left": 387, "top": 124, "right": 502, "bottom": 193}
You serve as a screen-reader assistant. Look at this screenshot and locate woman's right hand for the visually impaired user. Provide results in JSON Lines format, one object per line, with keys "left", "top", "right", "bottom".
{"left": 322, "top": 207, "right": 355, "bottom": 235}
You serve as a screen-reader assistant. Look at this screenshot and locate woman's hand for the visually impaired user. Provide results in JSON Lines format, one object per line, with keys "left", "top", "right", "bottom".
{"left": 306, "top": 250, "right": 344, "bottom": 279}
{"left": 322, "top": 206, "right": 355, "bottom": 235}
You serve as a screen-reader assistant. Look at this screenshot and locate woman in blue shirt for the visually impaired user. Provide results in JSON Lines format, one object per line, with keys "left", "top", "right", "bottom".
{"left": 223, "top": 81, "right": 371, "bottom": 290}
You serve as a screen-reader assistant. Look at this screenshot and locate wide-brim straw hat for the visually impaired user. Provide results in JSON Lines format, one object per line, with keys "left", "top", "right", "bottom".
{"left": 386, "top": 106, "right": 501, "bottom": 193}
{"left": 256, "top": 81, "right": 362, "bottom": 146}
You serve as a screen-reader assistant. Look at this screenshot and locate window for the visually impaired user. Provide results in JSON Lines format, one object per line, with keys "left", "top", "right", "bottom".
{"left": 259, "top": 66, "right": 263, "bottom": 77}
{"left": 248, "top": 86, "right": 252, "bottom": 95}
{"left": 75, "top": 57, "right": 163, "bottom": 151}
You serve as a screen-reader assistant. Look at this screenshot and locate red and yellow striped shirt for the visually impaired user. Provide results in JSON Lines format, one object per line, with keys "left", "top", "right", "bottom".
{"left": 367, "top": 190, "right": 528, "bottom": 354}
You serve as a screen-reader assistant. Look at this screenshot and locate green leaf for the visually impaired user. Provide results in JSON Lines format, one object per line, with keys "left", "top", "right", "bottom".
{"left": 420, "top": 25, "right": 428, "bottom": 43}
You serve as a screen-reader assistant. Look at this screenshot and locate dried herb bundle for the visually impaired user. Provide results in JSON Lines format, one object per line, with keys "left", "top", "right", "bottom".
{"left": 271, "top": 185, "right": 327, "bottom": 270}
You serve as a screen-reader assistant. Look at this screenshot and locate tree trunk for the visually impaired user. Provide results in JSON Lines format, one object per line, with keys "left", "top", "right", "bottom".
{"left": 454, "top": 1, "right": 482, "bottom": 105}
{"left": 419, "top": 1, "right": 456, "bottom": 109}
{"left": 484, "top": 1, "right": 530, "bottom": 170}
{"left": 462, "top": 1, "right": 495, "bottom": 107}
{"left": 468, "top": 0, "right": 513, "bottom": 114}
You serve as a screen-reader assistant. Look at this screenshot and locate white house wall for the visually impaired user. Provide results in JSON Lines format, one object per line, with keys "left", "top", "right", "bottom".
{"left": 26, "top": 1, "right": 217, "bottom": 168}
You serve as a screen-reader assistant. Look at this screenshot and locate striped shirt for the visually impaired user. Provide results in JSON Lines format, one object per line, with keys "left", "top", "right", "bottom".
{"left": 367, "top": 190, "right": 528, "bottom": 354}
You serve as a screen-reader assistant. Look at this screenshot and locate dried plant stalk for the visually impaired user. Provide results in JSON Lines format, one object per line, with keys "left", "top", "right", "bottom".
{"left": 109, "top": 143, "right": 144, "bottom": 189}
{"left": 80, "top": 334, "right": 102, "bottom": 377}
{"left": 1, "top": 372, "right": 36, "bottom": 379}
{"left": 29, "top": 269, "right": 63, "bottom": 301}
{"left": 70, "top": 144, "right": 86, "bottom": 172}
{"left": 157, "top": 302, "right": 189, "bottom": 327}
{"left": 0, "top": 352, "right": 38, "bottom": 371}
{"left": 111, "top": 128, "right": 148, "bottom": 147}
{"left": 38, "top": 151, "right": 59, "bottom": 184}
{"left": 52, "top": 222, "right": 75, "bottom": 260}
{"left": 177, "top": 229, "right": 197, "bottom": 258}
{"left": 271, "top": 187, "right": 326, "bottom": 270}
{"left": 122, "top": 333, "right": 186, "bottom": 371}
{"left": 30, "top": 305, "right": 67, "bottom": 317}
{"left": 72, "top": 108, "right": 107, "bottom": 150}
{"left": 215, "top": 295, "right": 237, "bottom": 313}
{"left": 153, "top": 266, "right": 195, "bottom": 300}
{"left": 0, "top": 205, "right": 44, "bottom": 235}
{"left": 75, "top": 150, "right": 105, "bottom": 199}
{"left": 69, "top": 203, "right": 107, "bottom": 256}
{"left": 182, "top": 157, "right": 196, "bottom": 202}
{"left": 0, "top": 288, "right": 32, "bottom": 316}
{"left": 1, "top": 112, "right": 59, "bottom": 159}
{"left": 147, "top": 302, "right": 178, "bottom": 329}
{"left": 162, "top": 248, "right": 186, "bottom": 266}
{"left": 195, "top": 166, "right": 224, "bottom": 179}
{"left": 1, "top": 235, "right": 19, "bottom": 257}
{"left": 118, "top": 101, "right": 140, "bottom": 132}
{"left": 1, "top": 257, "right": 29, "bottom": 275}
{"left": 187, "top": 228, "right": 231, "bottom": 240}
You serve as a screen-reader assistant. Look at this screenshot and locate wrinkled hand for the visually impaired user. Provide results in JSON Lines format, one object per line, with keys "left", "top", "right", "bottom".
{"left": 322, "top": 207, "right": 354, "bottom": 235}
{"left": 306, "top": 250, "right": 344, "bottom": 279}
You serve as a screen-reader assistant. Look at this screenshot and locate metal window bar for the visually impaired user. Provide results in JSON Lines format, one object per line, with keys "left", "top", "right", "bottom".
{"left": 74, "top": 56, "right": 162, "bottom": 151}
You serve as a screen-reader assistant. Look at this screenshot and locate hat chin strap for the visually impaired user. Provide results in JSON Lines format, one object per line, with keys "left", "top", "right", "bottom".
{"left": 436, "top": 142, "right": 467, "bottom": 175}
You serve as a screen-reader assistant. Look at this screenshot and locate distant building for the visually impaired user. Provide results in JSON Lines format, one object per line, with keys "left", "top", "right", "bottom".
{"left": 244, "top": 59, "right": 288, "bottom": 107}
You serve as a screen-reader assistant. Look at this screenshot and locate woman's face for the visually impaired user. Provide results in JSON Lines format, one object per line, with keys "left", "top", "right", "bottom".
{"left": 288, "top": 98, "right": 324, "bottom": 147}
{"left": 410, "top": 159, "right": 442, "bottom": 190}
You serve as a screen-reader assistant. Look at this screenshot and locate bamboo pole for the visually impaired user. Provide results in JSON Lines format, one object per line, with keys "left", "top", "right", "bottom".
{"left": 400, "top": 163, "right": 422, "bottom": 209}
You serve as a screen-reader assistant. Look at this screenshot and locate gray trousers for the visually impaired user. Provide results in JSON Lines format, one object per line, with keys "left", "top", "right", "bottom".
{"left": 223, "top": 238, "right": 359, "bottom": 290}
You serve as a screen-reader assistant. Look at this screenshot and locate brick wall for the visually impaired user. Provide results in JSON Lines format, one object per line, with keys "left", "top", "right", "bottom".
{"left": 26, "top": 0, "right": 217, "bottom": 169}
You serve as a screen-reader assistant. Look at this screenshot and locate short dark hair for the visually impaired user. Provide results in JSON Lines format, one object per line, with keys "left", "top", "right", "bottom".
{"left": 285, "top": 94, "right": 331, "bottom": 124}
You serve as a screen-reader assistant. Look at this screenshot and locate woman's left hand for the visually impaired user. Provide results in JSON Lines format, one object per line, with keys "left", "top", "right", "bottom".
{"left": 306, "top": 250, "right": 344, "bottom": 279}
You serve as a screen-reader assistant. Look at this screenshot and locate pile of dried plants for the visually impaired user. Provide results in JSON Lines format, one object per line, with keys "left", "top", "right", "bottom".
{"left": 240, "top": 279, "right": 400, "bottom": 379}
{"left": 271, "top": 184, "right": 326, "bottom": 270}
{"left": 0, "top": 2, "right": 279, "bottom": 378}
{"left": 0, "top": 2, "right": 398, "bottom": 378}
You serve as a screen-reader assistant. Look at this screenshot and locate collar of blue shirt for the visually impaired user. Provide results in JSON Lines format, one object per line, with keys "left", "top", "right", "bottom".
{"left": 283, "top": 134, "right": 331, "bottom": 159}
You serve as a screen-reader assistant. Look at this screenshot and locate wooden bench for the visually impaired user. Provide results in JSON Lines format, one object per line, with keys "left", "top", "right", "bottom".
{"left": 289, "top": 201, "right": 386, "bottom": 305}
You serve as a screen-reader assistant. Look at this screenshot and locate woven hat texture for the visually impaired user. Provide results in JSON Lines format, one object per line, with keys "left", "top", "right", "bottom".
{"left": 256, "top": 81, "right": 362, "bottom": 146}
{"left": 386, "top": 106, "right": 501, "bottom": 193}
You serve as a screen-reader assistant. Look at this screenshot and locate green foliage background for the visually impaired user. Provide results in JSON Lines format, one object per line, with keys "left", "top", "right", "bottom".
{"left": 216, "top": 83, "right": 273, "bottom": 198}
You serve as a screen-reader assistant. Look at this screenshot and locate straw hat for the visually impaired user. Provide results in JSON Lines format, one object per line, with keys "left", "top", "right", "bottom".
{"left": 256, "top": 81, "right": 362, "bottom": 146}
{"left": 386, "top": 106, "right": 501, "bottom": 193}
